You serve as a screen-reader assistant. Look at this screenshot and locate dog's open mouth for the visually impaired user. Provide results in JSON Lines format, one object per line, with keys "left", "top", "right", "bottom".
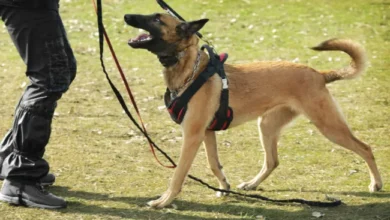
{"left": 128, "top": 32, "right": 153, "bottom": 47}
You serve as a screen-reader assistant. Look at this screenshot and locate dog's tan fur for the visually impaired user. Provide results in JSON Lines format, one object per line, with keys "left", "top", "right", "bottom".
{"left": 129, "top": 14, "right": 382, "bottom": 208}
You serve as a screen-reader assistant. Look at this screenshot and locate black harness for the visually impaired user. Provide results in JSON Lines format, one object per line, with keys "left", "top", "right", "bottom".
{"left": 164, "top": 45, "right": 233, "bottom": 131}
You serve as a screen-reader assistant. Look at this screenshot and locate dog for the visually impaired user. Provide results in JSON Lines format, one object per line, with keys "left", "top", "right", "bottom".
{"left": 124, "top": 13, "right": 382, "bottom": 208}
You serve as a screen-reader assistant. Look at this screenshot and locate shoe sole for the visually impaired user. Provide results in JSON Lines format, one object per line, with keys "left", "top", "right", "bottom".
{"left": 0, "top": 193, "right": 66, "bottom": 209}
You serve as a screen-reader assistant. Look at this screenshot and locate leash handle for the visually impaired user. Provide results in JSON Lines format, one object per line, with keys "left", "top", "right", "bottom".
{"left": 156, "top": 0, "right": 203, "bottom": 39}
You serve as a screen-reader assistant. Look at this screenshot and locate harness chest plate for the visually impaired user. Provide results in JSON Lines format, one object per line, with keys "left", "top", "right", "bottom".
{"left": 164, "top": 45, "right": 233, "bottom": 131}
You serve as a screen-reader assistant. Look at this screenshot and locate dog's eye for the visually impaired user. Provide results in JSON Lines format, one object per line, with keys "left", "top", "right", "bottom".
{"left": 154, "top": 15, "right": 161, "bottom": 23}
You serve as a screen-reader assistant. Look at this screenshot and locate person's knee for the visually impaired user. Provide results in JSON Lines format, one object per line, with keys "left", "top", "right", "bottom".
{"left": 68, "top": 54, "right": 77, "bottom": 84}
{"left": 45, "top": 37, "right": 77, "bottom": 93}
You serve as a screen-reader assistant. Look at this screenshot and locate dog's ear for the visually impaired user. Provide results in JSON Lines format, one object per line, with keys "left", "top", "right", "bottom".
{"left": 176, "top": 19, "right": 209, "bottom": 38}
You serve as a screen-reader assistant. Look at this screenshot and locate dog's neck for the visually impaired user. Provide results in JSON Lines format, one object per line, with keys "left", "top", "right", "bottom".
{"left": 161, "top": 45, "right": 207, "bottom": 96}
{"left": 158, "top": 51, "right": 185, "bottom": 68}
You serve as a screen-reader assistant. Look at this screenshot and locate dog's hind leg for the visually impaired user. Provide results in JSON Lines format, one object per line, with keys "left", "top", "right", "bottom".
{"left": 238, "top": 106, "right": 298, "bottom": 190}
{"left": 302, "top": 91, "right": 382, "bottom": 192}
{"left": 204, "top": 130, "right": 230, "bottom": 197}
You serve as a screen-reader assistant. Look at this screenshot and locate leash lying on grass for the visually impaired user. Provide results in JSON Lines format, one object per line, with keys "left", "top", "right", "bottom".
{"left": 92, "top": 0, "right": 342, "bottom": 207}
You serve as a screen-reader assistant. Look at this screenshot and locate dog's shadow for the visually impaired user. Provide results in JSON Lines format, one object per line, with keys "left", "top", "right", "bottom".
{"left": 49, "top": 186, "right": 390, "bottom": 219}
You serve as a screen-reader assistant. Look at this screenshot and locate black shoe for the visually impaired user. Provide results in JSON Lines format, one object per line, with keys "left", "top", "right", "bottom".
{"left": 0, "top": 173, "right": 55, "bottom": 186}
{"left": 39, "top": 173, "right": 56, "bottom": 187}
{"left": 0, "top": 179, "right": 66, "bottom": 209}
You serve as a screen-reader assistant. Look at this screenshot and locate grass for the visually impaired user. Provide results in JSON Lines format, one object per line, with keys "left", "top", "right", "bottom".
{"left": 0, "top": 0, "right": 389, "bottom": 219}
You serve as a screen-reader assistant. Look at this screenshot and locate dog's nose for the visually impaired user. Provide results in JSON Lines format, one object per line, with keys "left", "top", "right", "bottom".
{"left": 124, "top": 14, "right": 130, "bottom": 22}
{"left": 124, "top": 14, "right": 136, "bottom": 23}
{"left": 124, "top": 14, "right": 142, "bottom": 27}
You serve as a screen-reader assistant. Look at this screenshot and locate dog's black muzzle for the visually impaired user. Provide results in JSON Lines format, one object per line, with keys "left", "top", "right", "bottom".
{"left": 125, "top": 14, "right": 164, "bottom": 37}
{"left": 124, "top": 13, "right": 179, "bottom": 55}
{"left": 124, "top": 14, "right": 141, "bottom": 27}
{"left": 124, "top": 14, "right": 155, "bottom": 30}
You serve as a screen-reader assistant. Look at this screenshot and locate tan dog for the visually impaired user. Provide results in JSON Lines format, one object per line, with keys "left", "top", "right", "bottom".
{"left": 124, "top": 13, "right": 382, "bottom": 208}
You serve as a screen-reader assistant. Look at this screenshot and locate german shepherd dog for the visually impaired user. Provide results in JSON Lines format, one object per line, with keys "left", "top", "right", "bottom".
{"left": 124, "top": 13, "right": 382, "bottom": 208}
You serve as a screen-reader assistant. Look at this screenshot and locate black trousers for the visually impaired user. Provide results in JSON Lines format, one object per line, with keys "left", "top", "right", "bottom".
{"left": 0, "top": 6, "right": 76, "bottom": 182}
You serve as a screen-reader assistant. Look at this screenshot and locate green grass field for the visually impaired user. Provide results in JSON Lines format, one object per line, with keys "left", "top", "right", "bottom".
{"left": 0, "top": 0, "right": 389, "bottom": 219}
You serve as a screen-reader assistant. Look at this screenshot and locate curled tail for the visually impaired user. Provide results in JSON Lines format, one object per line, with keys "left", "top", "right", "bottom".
{"left": 311, "top": 38, "right": 367, "bottom": 84}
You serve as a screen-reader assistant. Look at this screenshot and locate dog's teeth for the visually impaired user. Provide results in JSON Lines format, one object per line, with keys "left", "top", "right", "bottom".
{"left": 139, "top": 36, "right": 152, "bottom": 42}
{"left": 129, "top": 34, "right": 152, "bottom": 43}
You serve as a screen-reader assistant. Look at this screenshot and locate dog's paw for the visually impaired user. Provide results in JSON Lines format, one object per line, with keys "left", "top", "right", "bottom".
{"left": 147, "top": 190, "right": 178, "bottom": 208}
{"left": 369, "top": 182, "right": 383, "bottom": 192}
{"left": 237, "top": 182, "right": 257, "bottom": 191}
{"left": 216, "top": 183, "right": 230, "bottom": 197}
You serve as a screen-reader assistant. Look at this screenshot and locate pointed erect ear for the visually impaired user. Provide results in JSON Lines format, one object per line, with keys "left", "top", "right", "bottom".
{"left": 176, "top": 19, "right": 209, "bottom": 38}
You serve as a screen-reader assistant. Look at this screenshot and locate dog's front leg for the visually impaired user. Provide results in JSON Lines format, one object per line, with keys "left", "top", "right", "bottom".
{"left": 147, "top": 127, "right": 205, "bottom": 208}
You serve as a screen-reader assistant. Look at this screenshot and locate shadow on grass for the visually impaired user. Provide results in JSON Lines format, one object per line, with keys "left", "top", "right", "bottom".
{"left": 49, "top": 186, "right": 390, "bottom": 220}
{"left": 264, "top": 188, "right": 390, "bottom": 198}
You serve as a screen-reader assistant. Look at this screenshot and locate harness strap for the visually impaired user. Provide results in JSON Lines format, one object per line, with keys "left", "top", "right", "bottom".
{"left": 201, "top": 45, "right": 233, "bottom": 130}
{"left": 165, "top": 45, "right": 233, "bottom": 131}
{"left": 165, "top": 62, "right": 216, "bottom": 124}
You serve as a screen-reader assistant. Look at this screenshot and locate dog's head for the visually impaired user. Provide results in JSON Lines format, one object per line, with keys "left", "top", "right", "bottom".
{"left": 124, "top": 13, "right": 208, "bottom": 56}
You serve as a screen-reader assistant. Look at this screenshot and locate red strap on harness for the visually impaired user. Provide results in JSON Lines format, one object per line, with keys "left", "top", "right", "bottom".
{"left": 219, "top": 53, "right": 227, "bottom": 62}
{"left": 92, "top": 0, "right": 175, "bottom": 169}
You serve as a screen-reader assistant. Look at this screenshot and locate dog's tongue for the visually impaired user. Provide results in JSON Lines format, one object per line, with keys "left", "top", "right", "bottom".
{"left": 130, "top": 33, "right": 150, "bottom": 42}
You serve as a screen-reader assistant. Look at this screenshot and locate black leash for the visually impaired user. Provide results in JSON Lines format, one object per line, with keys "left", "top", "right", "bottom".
{"left": 94, "top": 0, "right": 176, "bottom": 167}
{"left": 95, "top": 0, "right": 342, "bottom": 207}
{"left": 157, "top": 0, "right": 215, "bottom": 47}
{"left": 156, "top": 0, "right": 203, "bottom": 39}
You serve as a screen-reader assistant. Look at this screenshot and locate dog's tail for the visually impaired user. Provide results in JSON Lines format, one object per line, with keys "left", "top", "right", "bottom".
{"left": 311, "top": 38, "right": 367, "bottom": 84}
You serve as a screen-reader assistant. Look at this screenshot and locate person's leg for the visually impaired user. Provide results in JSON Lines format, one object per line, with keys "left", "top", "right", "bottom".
{"left": 0, "top": 131, "right": 13, "bottom": 171}
{"left": 0, "top": 104, "right": 56, "bottom": 186}
{"left": 0, "top": 5, "right": 76, "bottom": 208}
